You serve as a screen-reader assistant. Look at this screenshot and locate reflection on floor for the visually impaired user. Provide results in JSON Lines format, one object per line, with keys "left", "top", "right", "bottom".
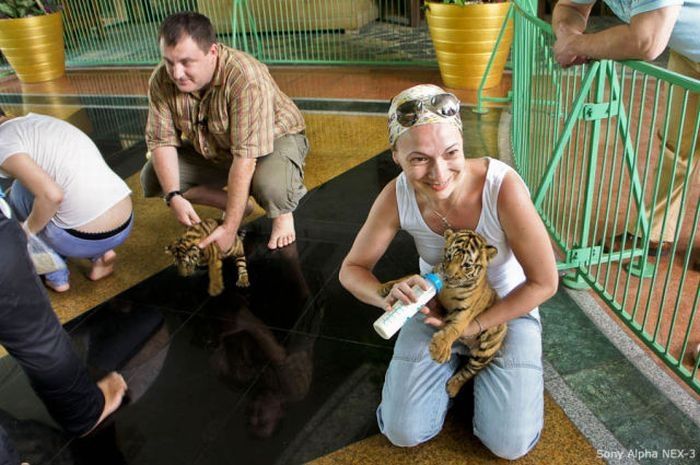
{"left": 0, "top": 70, "right": 697, "bottom": 465}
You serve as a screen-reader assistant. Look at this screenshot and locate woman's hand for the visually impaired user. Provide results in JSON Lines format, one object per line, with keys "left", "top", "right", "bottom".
{"left": 418, "top": 298, "right": 445, "bottom": 327}
{"left": 381, "top": 274, "right": 430, "bottom": 312}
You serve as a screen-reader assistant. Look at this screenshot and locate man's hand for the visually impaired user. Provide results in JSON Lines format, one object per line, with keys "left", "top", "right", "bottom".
{"left": 553, "top": 32, "right": 590, "bottom": 67}
{"left": 198, "top": 224, "right": 236, "bottom": 253}
{"left": 169, "top": 195, "right": 201, "bottom": 227}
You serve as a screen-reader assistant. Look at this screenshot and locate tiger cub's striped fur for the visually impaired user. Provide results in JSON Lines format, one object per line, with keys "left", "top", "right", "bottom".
{"left": 433, "top": 229, "right": 505, "bottom": 397}
{"left": 165, "top": 218, "right": 250, "bottom": 296}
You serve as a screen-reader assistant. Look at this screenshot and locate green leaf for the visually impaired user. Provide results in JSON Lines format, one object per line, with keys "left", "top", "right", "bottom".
{"left": 0, "top": 3, "right": 19, "bottom": 18}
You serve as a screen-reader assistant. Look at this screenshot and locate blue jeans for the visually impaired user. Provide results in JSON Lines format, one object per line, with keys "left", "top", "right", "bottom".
{"left": 377, "top": 313, "right": 544, "bottom": 460}
{"left": 7, "top": 180, "right": 133, "bottom": 286}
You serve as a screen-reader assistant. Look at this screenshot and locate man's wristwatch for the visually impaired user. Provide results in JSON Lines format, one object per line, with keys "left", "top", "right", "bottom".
{"left": 164, "top": 190, "right": 183, "bottom": 206}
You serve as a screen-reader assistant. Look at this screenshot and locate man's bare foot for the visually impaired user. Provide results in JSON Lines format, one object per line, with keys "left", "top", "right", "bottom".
{"left": 268, "top": 213, "right": 296, "bottom": 250}
{"left": 45, "top": 280, "right": 70, "bottom": 292}
{"left": 81, "top": 372, "right": 127, "bottom": 437}
{"left": 88, "top": 250, "right": 117, "bottom": 281}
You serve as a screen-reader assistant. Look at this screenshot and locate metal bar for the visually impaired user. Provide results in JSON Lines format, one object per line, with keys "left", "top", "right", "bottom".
{"left": 532, "top": 62, "right": 600, "bottom": 209}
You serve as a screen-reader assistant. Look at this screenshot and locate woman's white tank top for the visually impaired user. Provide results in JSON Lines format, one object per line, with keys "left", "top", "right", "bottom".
{"left": 395, "top": 157, "right": 538, "bottom": 317}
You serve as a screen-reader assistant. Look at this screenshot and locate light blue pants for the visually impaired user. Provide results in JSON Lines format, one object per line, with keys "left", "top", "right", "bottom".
{"left": 377, "top": 313, "right": 544, "bottom": 460}
{"left": 7, "top": 180, "right": 133, "bottom": 287}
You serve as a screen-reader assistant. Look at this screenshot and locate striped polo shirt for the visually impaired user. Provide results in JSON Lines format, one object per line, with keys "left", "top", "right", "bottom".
{"left": 146, "top": 44, "right": 305, "bottom": 162}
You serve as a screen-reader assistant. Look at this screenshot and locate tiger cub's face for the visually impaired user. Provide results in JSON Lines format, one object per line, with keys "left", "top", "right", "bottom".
{"left": 438, "top": 229, "right": 497, "bottom": 286}
{"left": 165, "top": 237, "right": 202, "bottom": 277}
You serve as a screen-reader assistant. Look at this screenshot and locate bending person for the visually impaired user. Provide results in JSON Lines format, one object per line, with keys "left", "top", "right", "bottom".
{"left": 339, "top": 85, "right": 558, "bottom": 459}
{"left": 0, "top": 108, "right": 134, "bottom": 292}
{"left": 0, "top": 207, "right": 127, "bottom": 460}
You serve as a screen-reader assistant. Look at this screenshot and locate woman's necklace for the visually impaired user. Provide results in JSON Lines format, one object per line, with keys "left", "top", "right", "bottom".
{"left": 432, "top": 208, "right": 453, "bottom": 230}
{"left": 425, "top": 189, "right": 461, "bottom": 232}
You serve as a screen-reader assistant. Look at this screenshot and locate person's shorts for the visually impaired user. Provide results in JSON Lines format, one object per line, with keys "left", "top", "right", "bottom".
{"left": 140, "top": 133, "right": 309, "bottom": 217}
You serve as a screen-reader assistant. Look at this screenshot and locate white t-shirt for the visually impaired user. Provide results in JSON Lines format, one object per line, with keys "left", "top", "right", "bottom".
{"left": 0, "top": 113, "right": 131, "bottom": 229}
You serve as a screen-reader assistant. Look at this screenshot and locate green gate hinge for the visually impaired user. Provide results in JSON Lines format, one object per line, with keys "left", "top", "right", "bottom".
{"left": 581, "top": 102, "right": 619, "bottom": 121}
{"left": 567, "top": 245, "right": 602, "bottom": 266}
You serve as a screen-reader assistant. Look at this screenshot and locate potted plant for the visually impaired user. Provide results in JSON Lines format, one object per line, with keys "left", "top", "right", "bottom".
{"left": 425, "top": 0, "right": 513, "bottom": 90}
{"left": 0, "top": 0, "right": 65, "bottom": 83}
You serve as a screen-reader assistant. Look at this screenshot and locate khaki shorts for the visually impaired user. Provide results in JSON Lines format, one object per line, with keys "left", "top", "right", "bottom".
{"left": 141, "top": 133, "right": 309, "bottom": 218}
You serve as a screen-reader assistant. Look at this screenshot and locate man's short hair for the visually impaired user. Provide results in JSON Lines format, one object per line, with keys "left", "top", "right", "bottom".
{"left": 159, "top": 12, "right": 216, "bottom": 53}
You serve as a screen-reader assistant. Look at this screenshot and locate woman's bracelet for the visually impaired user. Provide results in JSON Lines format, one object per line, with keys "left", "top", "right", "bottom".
{"left": 474, "top": 316, "right": 484, "bottom": 335}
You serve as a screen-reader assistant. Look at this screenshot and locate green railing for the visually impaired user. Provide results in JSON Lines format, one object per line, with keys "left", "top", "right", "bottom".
{"left": 500, "top": 0, "right": 700, "bottom": 392}
{"left": 36, "top": 0, "right": 434, "bottom": 67}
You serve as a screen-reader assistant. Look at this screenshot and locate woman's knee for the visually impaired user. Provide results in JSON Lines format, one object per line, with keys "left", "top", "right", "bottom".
{"left": 377, "top": 403, "right": 440, "bottom": 447}
{"left": 474, "top": 369, "right": 544, "bottom": 461}
{"left": 476, "top": 426, "right": 542, "bottom": 460}
{"left": 473, "top": 351, "right": 544, "bottom": 460}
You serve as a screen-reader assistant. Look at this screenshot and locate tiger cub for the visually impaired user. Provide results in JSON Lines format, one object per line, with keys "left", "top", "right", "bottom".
{"left": 165, "top": 218, "right": 250, "bottom": 296}
{"left": 432, "top": 229, "right": 506, "bottom": 397}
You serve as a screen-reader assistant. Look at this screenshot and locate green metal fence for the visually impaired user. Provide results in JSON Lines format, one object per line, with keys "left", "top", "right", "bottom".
{"left": 34, "top": 0, "right": 434, "bottom": 67}
{"left": 498, "top": 0, "right": 700, "bottom": 392}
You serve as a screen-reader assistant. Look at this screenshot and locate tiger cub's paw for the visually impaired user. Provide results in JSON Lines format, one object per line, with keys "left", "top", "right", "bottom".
{"left": 446, "top": 374, "right": 469, "bottom": 398}
{"left": 208, "top": 283, "right": 224, "bottom": 296}
{"left": 236, "top": 275, "right": 250, "bottom": 288}
{"left": 377, "top": 282, "right": 392, "bottom": 298}
{"left": 429, "top": 335, "right": 452, "bottom": 364}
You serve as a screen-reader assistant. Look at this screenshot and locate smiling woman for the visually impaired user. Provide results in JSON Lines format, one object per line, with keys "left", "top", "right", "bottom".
{"left": 339, "top": 84, "right": 558, "bottom": 459}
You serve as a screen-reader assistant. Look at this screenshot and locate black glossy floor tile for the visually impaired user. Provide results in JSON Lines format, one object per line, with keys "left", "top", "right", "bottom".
{"left": 0, "top": 304, "right": 201, "bottom": 464}
{"left": 294, "top": 151, "right": 400, "bottom": 230}
{"left": 68, "top": 307, "right": 260, "bottom": 464}
{"left": 114, "top": 266, "right": 215, "bottom": 315}
{"left": 192, "top": 334, "right": 390, "bottom": 465}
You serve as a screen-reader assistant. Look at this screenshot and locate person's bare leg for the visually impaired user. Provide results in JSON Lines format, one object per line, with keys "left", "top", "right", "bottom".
{"left": 88, "top": 250, "right": 117, "bottom": 281}
{"left": 81, "top": 372, "right": 127, "bottom": 437}
{"left": 268, "top": 212, "right": 296, "bottom": 250}
{"left": 183, "top": 185, "right": 228, "bottom": 210}
{"left": 183, "top": 186, "right": 255, "bottom": 219}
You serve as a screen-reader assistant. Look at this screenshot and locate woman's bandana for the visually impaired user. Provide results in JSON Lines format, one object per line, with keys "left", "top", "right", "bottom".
{"left": 388, "top": 84, "right": 462, "bottom": 147}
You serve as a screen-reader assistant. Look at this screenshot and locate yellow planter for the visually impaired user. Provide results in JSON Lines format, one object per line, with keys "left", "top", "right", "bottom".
{"left": 426, "top": 2, "right": 513, "bottom": 90}
{"left": 0, "top": 11, "right": 65, "bottom": 83}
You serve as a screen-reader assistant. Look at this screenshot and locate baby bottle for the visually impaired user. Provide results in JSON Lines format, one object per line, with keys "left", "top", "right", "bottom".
{"left": 373, "top": 272, "right": 443, "bottom": 339}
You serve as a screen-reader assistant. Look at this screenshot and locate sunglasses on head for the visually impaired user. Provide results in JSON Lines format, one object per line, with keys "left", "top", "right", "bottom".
{"left": 394, "top": 93, "right": 460, "bottom": 127}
